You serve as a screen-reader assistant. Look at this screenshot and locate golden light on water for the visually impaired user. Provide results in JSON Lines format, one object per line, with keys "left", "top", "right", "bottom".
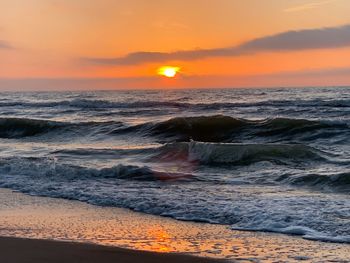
{"left": 157, "top": 66, "right": 180, "bottom": 78}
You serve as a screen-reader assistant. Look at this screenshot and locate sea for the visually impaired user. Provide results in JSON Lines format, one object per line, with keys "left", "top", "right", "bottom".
{"left": 0, "top": 87, "right": 349, "bottom": 243}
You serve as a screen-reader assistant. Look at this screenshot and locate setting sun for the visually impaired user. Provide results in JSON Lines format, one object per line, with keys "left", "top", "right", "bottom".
{"left": 157, "top": 66, "right": 180, "bottom": 78}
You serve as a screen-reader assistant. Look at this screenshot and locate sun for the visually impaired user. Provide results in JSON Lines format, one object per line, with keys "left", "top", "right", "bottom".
{"left": 157, "top": 66, "right": 180, "bottom": 78}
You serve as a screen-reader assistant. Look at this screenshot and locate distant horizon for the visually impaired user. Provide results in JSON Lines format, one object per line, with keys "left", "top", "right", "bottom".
{"left": 0, "top": 80, "right": 349, "bottom": 92}
{"left": 1, "top": 77, "right": 349, "bottom": 92}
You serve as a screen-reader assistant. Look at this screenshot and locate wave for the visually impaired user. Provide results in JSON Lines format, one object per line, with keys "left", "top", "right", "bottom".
{"left": 201, "top": 98, "right": 350, "bottom": 108}
{"left": 128, "top": 115, "right": 348, "bottom": 142}
{"left": 0, "top": 157, "right": 192, "bottom": 182}
{"left": 232, "top": 226, "right": 350, "bottom": 244}
{"left": 0, "top": 99, "right": 192, "bottom": 109}
{"left": 0, "top": 115, "right": 347, "bottom": 142}
{"left": 1, "top": 98, "right": 350, "bottom": 109}
{"left": 0, "top": 155, "right": 348, "bottom": 244}
{"left": 53, "top": 141, "right": 328, "bottom": 166}
{"left": 141, "top": 115, "right": 248, "bottom": 142}
{"left": 153, "top": 141, "right": 326, "bottom": 166}
{"left": 51, "top": 142, "right": 346, "bottom": 190}
{"left": 0, "top": 118, "right": 63, "bottom": 138}
{"left": 0, "top": 118, "right": 124, "bottom": 139}
{"left": 280, "top": 172, "right": 350, "bottom": 192}
{"left": 0, "top": 141, "right": 334, "bottom": 183}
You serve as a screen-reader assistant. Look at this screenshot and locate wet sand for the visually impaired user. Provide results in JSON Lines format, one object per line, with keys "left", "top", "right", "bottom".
{"left": 0, "top": 236, "right": 224, "bottom": 263}
{"left": 0, "top": 188, "right": 349, "bottom": 262}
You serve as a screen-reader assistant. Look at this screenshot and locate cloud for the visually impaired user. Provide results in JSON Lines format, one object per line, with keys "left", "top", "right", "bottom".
{"left": 85, "top": 48, "right": 246, "bottom": 65}
{"left": 85, "top": 24, "right": 350, "bottom": 65}
{"left": 284, "top": 0, "right": 335, "bottom": 12}
{"left": 237, "top": 24, "right": 350, "bottom": 51}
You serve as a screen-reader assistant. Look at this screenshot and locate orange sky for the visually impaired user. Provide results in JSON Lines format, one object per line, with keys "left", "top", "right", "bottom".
{"left": 1, "top": 0, "right": 350, "bottom": 90}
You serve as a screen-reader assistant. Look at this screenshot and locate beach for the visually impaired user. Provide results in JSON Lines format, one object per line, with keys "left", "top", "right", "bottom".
{"left": 0, "top": 237, "right": 222, "bottom": 263}
{"left": 0, "top": 188, "right": 349, "bottom": 262}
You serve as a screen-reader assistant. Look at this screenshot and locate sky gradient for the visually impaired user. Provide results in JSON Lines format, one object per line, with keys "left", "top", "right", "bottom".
{"left": 1, "top": 0, "right": 350, "bottom": 90}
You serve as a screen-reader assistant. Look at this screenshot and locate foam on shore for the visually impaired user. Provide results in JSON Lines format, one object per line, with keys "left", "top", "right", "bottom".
{"left": 0, "top": 189, "right": 349, "bottom": 262}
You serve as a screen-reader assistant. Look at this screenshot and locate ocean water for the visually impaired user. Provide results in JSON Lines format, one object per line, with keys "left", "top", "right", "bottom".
{"left": 0, "top": 87, "right": 349, "bottom": 243}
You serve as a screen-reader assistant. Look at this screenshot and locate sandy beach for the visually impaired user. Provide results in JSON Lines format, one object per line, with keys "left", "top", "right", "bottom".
{"left": 0, "top": 188, "right": 349, "bottom": 262}
{"left": 0, "top": 236, "right": 224, "bottom": 263}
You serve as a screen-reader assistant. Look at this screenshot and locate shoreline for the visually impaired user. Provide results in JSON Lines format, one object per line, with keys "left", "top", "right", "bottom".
{"left": 0, "top": 236, "right": 225, "bottom": 263}
{"left": 0, "top": 188, "right": 349, "bottom": 262}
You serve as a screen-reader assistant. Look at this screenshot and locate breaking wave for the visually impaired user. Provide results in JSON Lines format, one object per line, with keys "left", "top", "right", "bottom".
{"left": 127, "top": 115, "right": 348, "bottom": 142}
{"left": 0, "top": 155, "right": 348, "bottom": 244}
{"left": 0, "top": 116, "right": 347, "bottom": 142}
{"left": 153, "top": 141, "right": 326, "bottom": 165}
{"left": 0, "top": 118, "right": 124, "bottom": 139}
{"left": 280, "top": 172, "right": 350, "bottom": 192}
{"left": 0, "top": 118, "right": 62, "bottom": 138}
{"left": 0, "top": 157, "right": 192, "bottom": 182}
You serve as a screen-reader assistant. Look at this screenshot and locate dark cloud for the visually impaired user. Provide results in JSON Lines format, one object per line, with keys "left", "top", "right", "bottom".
{"left": 238, "top": 24, "right": 350, "bottom": 51}
{"left": 85, "top": 48, "right": 248, "bottom": 65}
{"left": 85, "top": 24, "right": 350, "bottom": 65}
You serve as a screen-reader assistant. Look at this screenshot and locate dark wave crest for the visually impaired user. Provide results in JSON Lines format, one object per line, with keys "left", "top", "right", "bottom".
{"left": 152, "top": 141, "right": 326, "bottom": 165}
{"left": 0, "top": 144, "right": 345, "bottom": 190}
{"left": 0, "top": 115, "right": 347, "bottom": 141}
{"left": 0, "top": 118, "right": 62, "bottom": 138}
{"left": 145, "top": 115, "right": 247, "bottom": 142}
{"left": 0, "top": 118, "right": 124, "bottom": 139}
{"left": 0, "top": 157, "right": 192, "bottom": 182}
{"left": 52, "top": 141, "right": 330, "bottom": 167}
{"left": 126, "top": 115, "right": 348, "bottom": 142}
{"left": 279, "top": 172, "right": 350, "bottom": 192}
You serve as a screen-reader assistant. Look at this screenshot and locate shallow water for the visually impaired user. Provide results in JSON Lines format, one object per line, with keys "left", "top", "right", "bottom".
{"left": 1, "top": 189, "right": 349, "bottom": 262}
{"left": 0, "top": 87, "right": 349, "bottom": 242}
